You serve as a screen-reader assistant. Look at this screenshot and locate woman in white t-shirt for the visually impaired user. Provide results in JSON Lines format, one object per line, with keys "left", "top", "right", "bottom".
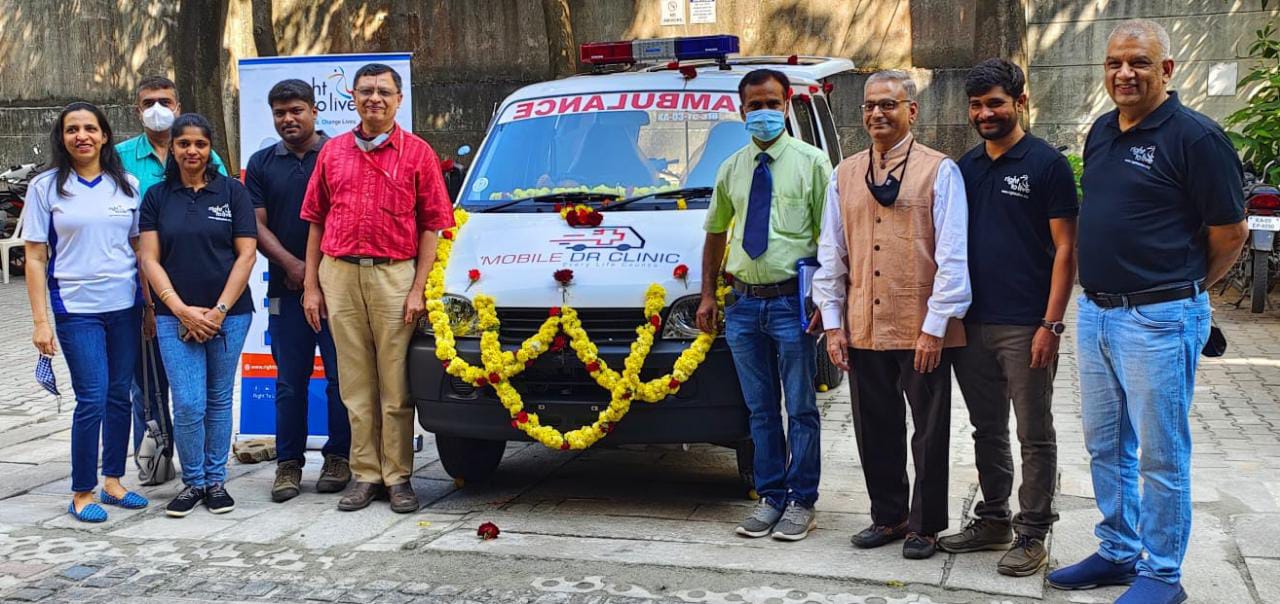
{"left": 23, "top": 102, "right": 151, "bottom": 522}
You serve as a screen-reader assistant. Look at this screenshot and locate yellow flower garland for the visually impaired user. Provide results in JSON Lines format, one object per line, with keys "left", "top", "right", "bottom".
{"left": 426, "top": 208, "right": 730, "bottom": 450}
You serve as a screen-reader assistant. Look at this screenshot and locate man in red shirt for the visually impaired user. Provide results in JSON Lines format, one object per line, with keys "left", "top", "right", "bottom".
{"left": 300, "top": 63, "right": 454, "bottom": 513}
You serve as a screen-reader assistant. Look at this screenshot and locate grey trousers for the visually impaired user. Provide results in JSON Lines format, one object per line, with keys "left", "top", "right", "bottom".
{"left": 952, "top": 322, "right": 1059, "bottom": 538}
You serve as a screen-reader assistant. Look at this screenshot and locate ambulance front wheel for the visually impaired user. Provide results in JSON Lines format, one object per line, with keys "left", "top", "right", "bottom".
{"left": 436, "top": 435, "right": 505, "bottom": 484}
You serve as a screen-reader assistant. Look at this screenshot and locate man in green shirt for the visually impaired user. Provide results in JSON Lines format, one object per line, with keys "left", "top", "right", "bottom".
{"left": 116, "top": 75, "right": 226, "bottom": 480}
{"left": 696, "top": 69, "right": 832, "bottom": 542}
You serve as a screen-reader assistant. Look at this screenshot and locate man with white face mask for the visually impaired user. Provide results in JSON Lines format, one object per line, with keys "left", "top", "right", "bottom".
{"left": 697, "top": 68, "right": 832, "bottom": 542}
{"left": 116, "top": 75, "right": 227, "bottom": 481}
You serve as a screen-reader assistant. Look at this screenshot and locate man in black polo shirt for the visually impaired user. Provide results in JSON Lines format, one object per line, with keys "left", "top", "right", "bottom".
{"left": 939, "top": 59, "right": 1077, "bottom": 578}
{"left": 246, "top": 79, "right": 351, "bottom": 503}
{"left": 1047, "top": 20, "right": 1246, "bottom": 604}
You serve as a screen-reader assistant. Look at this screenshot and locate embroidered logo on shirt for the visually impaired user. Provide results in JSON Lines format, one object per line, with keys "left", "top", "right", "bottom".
{"left": 1126, "top": 145, "right": 1156, "bottom": 170}
{"left": 208, "top": 203, "right": 233, "bottom": 222}
{"left": 106, "top": 203, "right": 133, "bottom": 218}
{"left": 1001, "top": 174, "right": 1031, "bottom": 199}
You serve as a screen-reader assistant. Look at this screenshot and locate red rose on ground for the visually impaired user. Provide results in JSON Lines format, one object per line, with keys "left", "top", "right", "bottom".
{"left": 554, "top": 269, "right": 574, "bottom": 286}
{"left": 673, "top": 264, "right": 689, "bottom": 279}
{"left": 477, "top": 522, "right": 500, "bottom": 540}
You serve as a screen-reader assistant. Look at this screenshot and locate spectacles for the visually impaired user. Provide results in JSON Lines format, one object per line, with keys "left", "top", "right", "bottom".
{"left": 355, "top": 87, "right": 398, "bottom": 99}
{"left": 862, "top": 99, "right": 911, "bottom": 113}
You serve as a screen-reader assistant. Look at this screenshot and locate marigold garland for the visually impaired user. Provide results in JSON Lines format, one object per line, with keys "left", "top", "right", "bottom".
{"left": 425, "top": 208, "right": 730, "bottom": 451}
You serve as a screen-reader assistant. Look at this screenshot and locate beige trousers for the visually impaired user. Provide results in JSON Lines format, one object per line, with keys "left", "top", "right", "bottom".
{"left": 318, "top": 255, "right": 416, "bottom": 486}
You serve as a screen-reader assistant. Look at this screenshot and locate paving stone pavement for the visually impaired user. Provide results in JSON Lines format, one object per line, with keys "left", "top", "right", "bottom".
{"left": 0, "top": 277, "right": 1277, "bottom": 603}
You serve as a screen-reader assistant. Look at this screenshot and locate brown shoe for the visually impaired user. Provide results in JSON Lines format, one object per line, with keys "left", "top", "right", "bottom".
{"left": 316, "top": 454, "right": 351, "bottom": 493}
{"left": 271, "top": 459, "right": 303, "bottom": 503}
{"left": 998, "top": 534, "right": 1048, "bottom": 577}
{"left": 337, "top": 481, "right": 385, "bottom": 511}
{"left": 388, "top": 482, "right": 419, "bottom": 514}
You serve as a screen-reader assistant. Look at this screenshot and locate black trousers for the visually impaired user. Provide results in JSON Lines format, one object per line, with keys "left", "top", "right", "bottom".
{"left": 849, "top": 348, "right": 952, "bottom": 535}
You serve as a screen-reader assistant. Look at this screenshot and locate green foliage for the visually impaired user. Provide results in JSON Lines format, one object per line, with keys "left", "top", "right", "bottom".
{"left": 1227, "top": 19, "right": 1280, "bottom": 182}
{"left": 1066, "top": 153, "right": 1084, "bottom": 200}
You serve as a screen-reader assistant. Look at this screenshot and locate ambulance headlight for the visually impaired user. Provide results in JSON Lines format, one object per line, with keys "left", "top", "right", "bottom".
{"left": 662, "top": 295, "right": 711, "bottom": 339}
{"left": 417, "top": 294, "right": 479, "bottom": 338}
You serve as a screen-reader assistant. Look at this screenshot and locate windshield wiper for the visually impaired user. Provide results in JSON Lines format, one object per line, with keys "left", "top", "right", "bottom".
{"left": 479, "top": 191, "right": 619, "bottom": 213}
{"left": 608, "top": 187, "right": 713, "bottom": 211}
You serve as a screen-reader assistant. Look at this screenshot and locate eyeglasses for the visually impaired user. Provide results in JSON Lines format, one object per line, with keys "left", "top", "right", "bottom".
{"left": 355, "top": 87, "right": 398, "bottom": 99}
{"left": 862, "top": 99, "right": 912, "bottom": 113}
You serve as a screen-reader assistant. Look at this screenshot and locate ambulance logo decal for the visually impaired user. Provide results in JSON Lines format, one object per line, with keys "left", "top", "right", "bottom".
{"left": 550, "top": 227, "right": 646, "bottom": 251}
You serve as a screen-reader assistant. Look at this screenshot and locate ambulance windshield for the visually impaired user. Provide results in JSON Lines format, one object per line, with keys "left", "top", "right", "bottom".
{"left": 462, "top": 90, "right": 748, "bottom": 209}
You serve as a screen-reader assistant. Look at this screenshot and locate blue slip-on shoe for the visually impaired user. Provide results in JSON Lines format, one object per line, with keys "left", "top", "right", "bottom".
{"left": 67, "top": 501, "right": 108, "bottom": 523}
{"left": 1047, "top": 552, "right": 1138, "bottom": 590}
{"left": 100, "top": 490, "right": 149, "bottom": 509}
{"left": 1115, "top": 577, "right": 1188, "bottom": 604}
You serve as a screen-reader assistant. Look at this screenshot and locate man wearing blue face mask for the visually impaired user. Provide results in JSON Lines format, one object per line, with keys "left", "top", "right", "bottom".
{"left": 697, "top": 68, "right": 832, "bottom": 542}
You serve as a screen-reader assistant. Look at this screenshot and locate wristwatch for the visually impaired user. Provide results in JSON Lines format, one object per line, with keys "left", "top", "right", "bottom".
{"left": 215, "top": 303, "right": 229, "bottom": 315}
{"left": 1041, "top": 320, "right": 1066, "bottom": 336}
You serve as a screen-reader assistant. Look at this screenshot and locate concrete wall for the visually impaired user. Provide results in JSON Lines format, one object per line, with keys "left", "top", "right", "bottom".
{"left": 1027, "top": 0, "right": 1278, "bottom": 150}
{"left": 0, "top": 0, "right": 1272, "bottom": 169}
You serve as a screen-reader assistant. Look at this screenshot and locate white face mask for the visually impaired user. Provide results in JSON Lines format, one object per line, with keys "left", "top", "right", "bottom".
{"left": 142, "top": 104, "right": 175, "bottom": 132}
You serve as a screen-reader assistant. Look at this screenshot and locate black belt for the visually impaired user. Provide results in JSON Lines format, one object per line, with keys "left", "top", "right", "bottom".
{"left": 732, "top": 278, "right": 798, "bottom": 299}
{"left": 1084, "top": 282, "right": 1200, "bottom": 309}
{"left": 338, "top": 255, "right": 395, "bottom": 266}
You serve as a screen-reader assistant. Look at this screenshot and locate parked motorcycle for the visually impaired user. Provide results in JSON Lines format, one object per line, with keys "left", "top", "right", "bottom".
{"left": 1235, "top": 162, "right": 1280, "bottom": 312}
{"left": 0, "top": 149, "right": 42, "bottom": 275}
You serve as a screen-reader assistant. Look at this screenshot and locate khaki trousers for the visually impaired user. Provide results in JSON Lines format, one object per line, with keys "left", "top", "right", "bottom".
{"left": 318, "top": 255, "right": 416, "bottom": 486}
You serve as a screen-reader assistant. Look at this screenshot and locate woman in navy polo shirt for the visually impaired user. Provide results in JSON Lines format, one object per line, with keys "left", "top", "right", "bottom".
{"left": 23, "top": 102, "right": 150, "bottom": 523}
{"left": 138, "top": 113, "right": 257, "bottom": 518}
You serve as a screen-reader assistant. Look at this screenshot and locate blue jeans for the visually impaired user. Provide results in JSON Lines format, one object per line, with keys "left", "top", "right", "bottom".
{"left": 131, "top": 336, "right": 171, "bottom": 452}
{"left": 156, "top": 313, "right": 251, "bottom": 488}
{"left": 1077, "top": 291, "right": 1211, "bottom": 583}
{"left": 724, "top": 292, "right": 820, "bottom": 509}
{"left": 269, "top": 293, "right": 350, "bottom": 463}
{"left": 55, "top": 306, "right": 141, "bottom": 493}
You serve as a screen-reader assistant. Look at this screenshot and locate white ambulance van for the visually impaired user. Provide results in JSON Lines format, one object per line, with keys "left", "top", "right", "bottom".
{"left": 411, "top": 35, "right": 854, "bottom": 488}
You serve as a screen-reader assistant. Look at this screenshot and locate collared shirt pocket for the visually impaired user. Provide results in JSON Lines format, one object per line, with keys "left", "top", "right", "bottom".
{"left": 772, "top": 193, "right": 812, "bottom": 237}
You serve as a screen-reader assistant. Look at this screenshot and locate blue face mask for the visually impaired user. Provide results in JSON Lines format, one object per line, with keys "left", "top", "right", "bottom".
{"left": 744, "top": 109, "right": 786, "bottom": 142}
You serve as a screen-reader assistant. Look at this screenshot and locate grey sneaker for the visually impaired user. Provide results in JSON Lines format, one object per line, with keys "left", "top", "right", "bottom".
{"left": 771, "top": 501, "right": 817, "bottom": 541}
{"left": 998, "top": 534, "right": 1048, "bottom": 577}
{"left": 735, "top": 500, "right": 783, "bottom": 538}
{"left": 937, "top": 518, "right": 1014, "bottom": 553}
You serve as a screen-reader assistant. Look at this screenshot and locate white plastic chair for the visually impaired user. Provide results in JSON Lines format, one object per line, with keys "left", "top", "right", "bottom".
{"left": 0, "top": 203, "right": 26, "bottom": 284}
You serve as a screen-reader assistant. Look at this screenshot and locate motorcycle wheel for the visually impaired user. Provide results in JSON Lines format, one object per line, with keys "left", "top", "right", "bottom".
{"left": 1252, "top": 249, "right": 1269, "bottom": 313}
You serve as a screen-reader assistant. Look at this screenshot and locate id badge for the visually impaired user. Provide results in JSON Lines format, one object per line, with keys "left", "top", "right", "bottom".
{"left": 268, "top": 297, "right": 281, "bottom": 316}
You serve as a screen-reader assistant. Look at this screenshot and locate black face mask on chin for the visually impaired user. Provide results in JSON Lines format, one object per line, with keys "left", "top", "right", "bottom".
{"left": 864, "top": 140, "right": 914, "bottom": 207}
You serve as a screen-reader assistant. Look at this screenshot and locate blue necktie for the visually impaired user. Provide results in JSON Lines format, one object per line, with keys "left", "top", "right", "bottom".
{"left": 743, "top": 152, "right": 773, "bottom": 260}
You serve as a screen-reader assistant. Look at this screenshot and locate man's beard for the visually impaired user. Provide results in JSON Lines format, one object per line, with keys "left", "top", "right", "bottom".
{"left": 973, "top": 116, "right": 1016, "bottom": 141}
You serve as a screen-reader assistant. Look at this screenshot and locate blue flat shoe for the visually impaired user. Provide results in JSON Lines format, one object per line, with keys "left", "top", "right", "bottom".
{"left": 67, "top": 501, "right": 108, "bottom": 523}
{"left": 1116, "top": 576, "right": 1188, "bottom": 604}
{"left": 1048, "top": 552, "right": 1138, "bottom": 590}
{"left": 100, "top": 490, "right": 149, "bottom": 509}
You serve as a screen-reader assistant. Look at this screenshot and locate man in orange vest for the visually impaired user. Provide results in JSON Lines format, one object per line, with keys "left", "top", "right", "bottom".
{"left": 812, "top": 69, "right": 971, "bottom": 560}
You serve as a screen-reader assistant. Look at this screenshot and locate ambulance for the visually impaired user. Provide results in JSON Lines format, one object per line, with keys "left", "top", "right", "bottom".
{"left": 410, "top": 35, "right": 854, "bottom": 488}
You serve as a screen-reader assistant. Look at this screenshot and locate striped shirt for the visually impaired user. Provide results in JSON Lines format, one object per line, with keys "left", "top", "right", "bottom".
{"left": 299, "top": 125, "right": 454, "bottom": 259}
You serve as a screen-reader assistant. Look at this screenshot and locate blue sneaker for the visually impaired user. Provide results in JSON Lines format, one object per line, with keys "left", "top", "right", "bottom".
{"left": 99, "top": 490, "right": 149, "bottom": 509}
{"left": 1048, "top": 552, "right": 1138, "bottom": 590}
{"left": 67, "top": 501, "right": 108, "bottom": 523}
{"left": 1116, "top": 577, "right": 1188, "bottom": 604}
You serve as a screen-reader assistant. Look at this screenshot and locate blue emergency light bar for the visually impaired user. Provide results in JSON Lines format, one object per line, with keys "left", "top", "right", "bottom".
{"left": 580, "top": 35, "right": 740, "bottom": 66}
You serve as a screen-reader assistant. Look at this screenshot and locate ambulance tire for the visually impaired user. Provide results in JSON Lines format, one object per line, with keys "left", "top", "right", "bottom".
{"left": 735, "top": 440, "right": 756, "bottom": 498}
{"left": 436, "top": 435, "right": 505, "bottom": 484}
{"left": 814, "top": 334, "right": 845, "bottom": 390}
